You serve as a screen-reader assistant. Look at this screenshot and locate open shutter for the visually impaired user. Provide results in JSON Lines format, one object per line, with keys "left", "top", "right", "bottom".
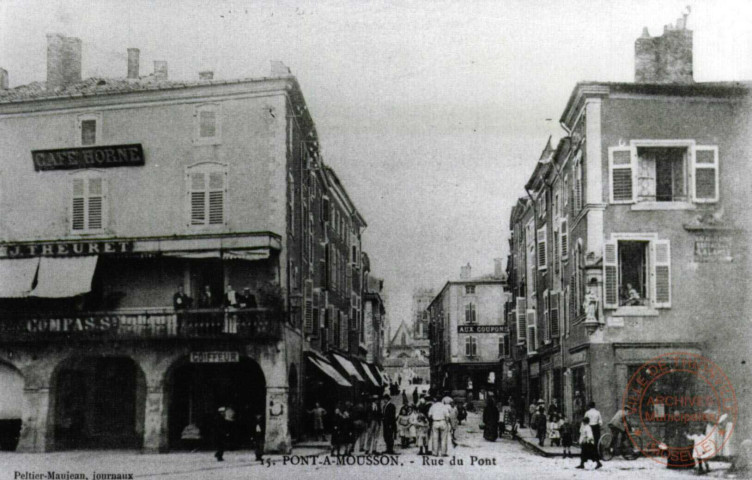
{"left": 465, "top": 337, "right": 471, "bottom": 356}
{"left": 208, "top": 171, "right": 225, "bottom": 225}
{"left": 569, "top": 277, "right": 577, "bottom": 321}
{"left": 72, "top": 178, "right": 86, "bottom": 231}
{"left": 653, "top": 240, "right": 671, "bottom": 308}
{"left": 560, "top": 219, "right": 568, "bottom": 259}
{"left": 190, "top": 172, "right": 206, "bottom": 225}
{"left": 304, "top": 280, "right": 313, "bottom": 333}
{"left": 537, "top": 226, "right": 547, "bottom": 270}
{"left": 515, "top": 297, "right": 527, "bottom": 344}
{"left": 609, "top": 146, "right": 635, "bottom": 203}
{"left": 550, "top": 292, "right": 560, "bottom": 338}
{"left": 693, "top": 146, "right": 719, "bottom": 203}
{"left": 87, "top": 177, "right": 105, "bottom": 230}
{"left": 553, "top": 229, "right": 560, "bottom": 272}
{"left": 603, "top": 240, "right": 619, "bottom": 308}
{"left": 543, "top": 290, "right": 550, "bottom": 342}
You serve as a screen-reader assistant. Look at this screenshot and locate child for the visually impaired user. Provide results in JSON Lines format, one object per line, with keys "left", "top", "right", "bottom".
{"left": 577, "top": 417, "right": 602, "bottom": 469}
{"left": 549, "top": 413, "right": 561, "bottom": 447}
{"left": 560, "top": 416, "right": 574, "bottom": 458}
{"left": 687, "top": 428, "right": 714, "bottom": 474}
{"left": 413, "top": 411, "right": 429, "bottom": 455}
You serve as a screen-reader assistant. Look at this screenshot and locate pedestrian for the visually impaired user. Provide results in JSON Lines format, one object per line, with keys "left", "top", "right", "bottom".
{"left": 560, "top": 416, "right": 574, "bottom": 458}
{"left": 529, "top": 402, "right": 538, "bottom": 434}
{"left": 607, "top": 407, "right": 628, "bottom": 454}
{"left": 237, "top": 286, "right": 258, "bottom": 308}
{"left": 412, "top": 387, "right": 419, "bottom": 406}
{"left": 534, "top": 403, "right": 547, "bottom": 447}
{"left": 397, "top": 404, "right": 412, "bottom": 448}
{"left": 331, "top": 402, "right": 346, "bottom": 456}
{"left": 214, "top": 406, "right": 230, "bottom": 462}
{"left": 467, "top": 379, "right": 474, "bottom": 401}
{"left": 584, "top": 401, "right": 603, "bottom": 456}
{"left": 576, "top": 417, "right": 602, "bottom": 469}
{"left": 482, "top": 394, "right": 499, "bottom": 442}
{"left": 252, "top": 413, "right": 265, "bottom": 462}
{"left": 364, "top": 394, "right": 382, "bottom": 454}
{"left": 573, "top": 391, "right": 585, "bottom": 425}
{"left": 548, "top": 398, "right": 561, "bottom": 419}
{"left": 382, "top": 394, "right": 397, "bottom": 454}
{"left": 429, "top": 397, "right": 450, "bottom": 457}
{"left": 549, "top": 413, "right": 561, "bottom": 447}
{"left": 687, "top": 427, "right": 713, "bottom": 474}
{"left": 199, "top": 284, "right": 215, "bottom": 308}
{"left": 448, "top": 399, "right": 459, "bottom": 448}
{"left": 307, "top": 402, "right": 327, "bottom": 441}
{"left": 351, "top": 399, "right": 368, "bottom": 453}
{"left": 503, "top": 400, "right": 518, "bottom": 439}
{"left": 402, "top": 389, "right": 408, "bottom": 406}
{"left": 412, "top": 409, "right": 430, "bottom": 455}
{"left": 456, "top": 402, "right": 467, "bottom": 425}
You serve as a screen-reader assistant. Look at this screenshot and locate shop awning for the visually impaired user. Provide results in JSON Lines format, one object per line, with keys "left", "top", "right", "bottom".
{"left": 307, "top": 357, "right": 352, "bottom": 387}
{"left": 356, "top": 360, "right": 381, "bottom": 387}
{"left": 163, "top": 251, "right": 220, "bottom": 259}
{"left": 331, "top": 353, "right": 365, "bottom": 382}
{"left": 0, "top": 257, "right": 40, "bottom": 298}
{"left": 30, "top": 256, "right": 98, "bottom": 298}
{"left": 224, "top": 249, "right": 270, "bottom": 261}
{"left": 376, "top": 366, "right": 390, "bottom": 385}
{"left": 366, "top": 364, "right": 383, "bottom": 386}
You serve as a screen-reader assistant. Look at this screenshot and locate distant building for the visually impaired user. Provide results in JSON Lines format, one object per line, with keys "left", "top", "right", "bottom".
{"left": 428, "top": 264, "right": 507, "bottom": 400}
{"left": 411, "top": 288, "right": 434, "bottom": 353}
{"left": 383, "top": 320, "right": 430, "bottom": 389}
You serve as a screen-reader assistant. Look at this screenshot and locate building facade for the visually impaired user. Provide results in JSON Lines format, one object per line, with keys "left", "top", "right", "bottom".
{"left": 505, "top": 19, "right": 751, "bottom": 443}
{"left": 428, "top": 265, "right": 508, "bottom": 400}
{"left": 411, "top": 288, "right": 434, "bottom": 353}
{"left": 0, "top": 34, "right": 381, "bottom": 453}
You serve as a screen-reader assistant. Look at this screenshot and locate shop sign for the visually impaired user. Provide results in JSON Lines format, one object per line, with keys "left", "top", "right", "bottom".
{"left": 32, "top": 144, "right": 144, "bottom": 171}
{"left": 190, "top": 351, "right": 240, "bottom": 363}
{"left": 1, "top": 240, "right": 133, "bottom": 258}
{"left": 693, "top": 233, "right": 733, "bottom": 263}
{"left": 457, "top": 325, "right": 505, "bottom": 333}
{"left": 26, "top": 316, "right": 122, "bottom": 333}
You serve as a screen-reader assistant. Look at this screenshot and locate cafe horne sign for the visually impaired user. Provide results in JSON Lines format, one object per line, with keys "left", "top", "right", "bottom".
{"left": 0, "top": 240, "right": 134, "bottom": 258}
{"left": 32, "top": 144, "right": 144, "bottom": 171}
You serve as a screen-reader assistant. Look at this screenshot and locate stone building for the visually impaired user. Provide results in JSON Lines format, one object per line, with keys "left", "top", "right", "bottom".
{"left": 428, "top": 264, "right": 507, "bottom": 400}
{"left": 411, "top": 288, "right": 434, "bottom": 353}
{"left": 505, "top": 16, "right": 751, "bottom": 444}
{"left": 0, "top": 34, "right": 375, "bottom": 452}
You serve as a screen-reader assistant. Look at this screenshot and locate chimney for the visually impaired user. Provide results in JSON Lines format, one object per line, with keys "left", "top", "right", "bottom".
{"left": 635, "top": 12, "right": 693, "bottom": 84}
{"left": 270, "top": 60, "right": 291, "bottom": 77}
{"left": 199, "top": 70, "right": 214, "bottom": 80}
{"left": 0, "top": 69, "right": 8, "bottom": 90}
{"left": 127, "top": 48, "right": 140, "bottom": 79}
{"left": 46, "top": 33, "right": 82, "bottom": 90}
{"left": 460, "top": 263, "right": 472, "bottom": 280}
{"left": 153, "top": 61, "right": 168, "bottom": 80}
{"left": 494, "top": 258, "right": 504, "bottom": 279}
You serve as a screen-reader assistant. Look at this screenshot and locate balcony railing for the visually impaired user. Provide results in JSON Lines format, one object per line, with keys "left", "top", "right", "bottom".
{"left": 0, "top": 308, "right": 282, "bottom": 342}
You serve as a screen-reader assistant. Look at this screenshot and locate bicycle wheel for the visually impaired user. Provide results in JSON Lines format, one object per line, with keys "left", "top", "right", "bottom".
{"left": 598, "top": 433, "right": 614, "bottom": 461}
{"left": 623, "top": 434, "right": 642, "bottom": 460}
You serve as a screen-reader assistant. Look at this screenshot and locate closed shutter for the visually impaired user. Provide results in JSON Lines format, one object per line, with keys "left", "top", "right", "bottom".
{"left": 327, "top": 307, "right": 335, "bottom": 345}
{"left": 515, "top": 297, "right": 527, "bottom": 344}
{"left": 465, "top": 337, "right": 471, "bottom": 356}
{"left": 560, "top": 219, "right": 568, "bottom": 259}
{"left": 603, "top": 240, "right": 619, "bottom": 308}
{"left": 208, "top": 172, "right": 225, "bottom": 225}
{"left": 503, "top": 335, "right": 510, "bottom": 357}
{"left": 72, "top": 177, "right": 106, "bottom": 231}
{"left": 693, "top": 146, "right": 719, "bottom": 203}
{"left": 537, "top": 226, "right": 547, "bottom": 269}
{"left": 304, "top": 280, "right": 313, "bottom": 333}
{"left": 190, "top": 172, "right": 206, "bottom": 225}
{"left": 553, "top": 230, "right": 560, "bottom": 272}
{"left": 72, "top": 178, "right": 86, "bottom": 231}
{"left": 550, "top": 292, "right": 560, "bottom": 338}
{"left": 87, "top": 177, "right": 104, "bottom": 230}
{"left": 569, "top": 277, "right": 577, "bottom": 321}
{"left": 653, "top": 240, "right": 671, "bottom": 308}
{"left": 526, "top": 314, "right": 537, "bottom": 354}
{"left": 543, "top": 290, "right": 550, "bottom": 342}
{"left": 609, "top": 146, "right": 635, "bottom": 203}
{"left": 472, "top": 337, "right": 478, "bottom": 356}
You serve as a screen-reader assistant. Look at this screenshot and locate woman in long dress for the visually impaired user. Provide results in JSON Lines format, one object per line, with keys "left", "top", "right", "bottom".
{"left": 397, "top": 405, "right": 412, "bottom": 448}
{"left": 482, "top": 397, "right": 499, "bottom": 442}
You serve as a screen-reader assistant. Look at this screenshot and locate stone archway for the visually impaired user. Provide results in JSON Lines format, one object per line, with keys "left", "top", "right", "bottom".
{"left": 0, "top": 361, "right": 24, "bottom": 450}
{"left": 165, "top": 356, "right": 266, "bottom": 450}
{"left": 50, "top": 356, "right": 146, "bottom": 450}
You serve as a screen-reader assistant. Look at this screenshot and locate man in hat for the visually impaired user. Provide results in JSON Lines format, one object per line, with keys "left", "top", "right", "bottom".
{"left": 364, "top": 394, "right": 383, "bottom": 454}
{"left": 382, "top": 393, "right": 397, "bottom": 454}
{"left": 238, "top": 286, "right": 258, "bottom": 309}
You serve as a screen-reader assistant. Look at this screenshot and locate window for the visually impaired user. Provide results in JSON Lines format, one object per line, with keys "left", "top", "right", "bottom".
{"left": 573, "top": 153, "right": 583, "bottom": 214}
{"left": 543, "top": 290, "right": 549, "bottom": 342}
{"left": 526, "top": 313, "right": 537, "bottom": 354}
{"left": 71, "top": 172, "right": 107, "bottom": 233}
{"left": 537, "top": 226, "right": 547, "bottom": 270}
{"left": 608, "top": 142, "right": 719, "bottom": 205}
{"left": 560, "top": 219, "right": 569, "bottom": 260}
{"left": 498, "top": 335, "right": 510, "bottom": 357}
{"left": 77, "top": 113, "right": 102, "bottom": 146}
{"left": 465, "top": 303, "right": 477, "bottom": 323}
{"left": 538, "top": 192, "right": 546, "bottom": 218}
{"left": 465, "top": 336, "right": 478, "bottom": 357}
{"left": 465, "top": 285, "right": 475, "bottom": 294}
{"left": 603, "top": 237, "right": 671, "bottom": 309}
{"left": 515, "top": 297, "right": 527, "bottom": 345}
{"left": 550, "top": 292, "right": 560, "bottom": 338}
{"left": 193, "top": 104, "right": 221, "bottom": 144}
{"left": 187, "top": 163, "right": 226, "bottom": 227}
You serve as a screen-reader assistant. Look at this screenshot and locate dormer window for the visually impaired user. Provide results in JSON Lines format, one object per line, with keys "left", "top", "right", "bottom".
{"left": 193, "top": 104, "right": 221, "bottom": 145}
{"left": 77, "top": 113, "right": 102, "bottom": 146}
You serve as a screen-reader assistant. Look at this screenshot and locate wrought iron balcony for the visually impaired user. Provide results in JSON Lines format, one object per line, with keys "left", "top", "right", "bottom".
{"left": 0, "top": 308, "right": 282, "bottom": 342}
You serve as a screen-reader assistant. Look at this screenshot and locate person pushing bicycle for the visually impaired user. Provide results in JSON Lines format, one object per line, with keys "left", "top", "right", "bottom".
{"left": 607, "top": 407, "right": 630, "bottom": 453}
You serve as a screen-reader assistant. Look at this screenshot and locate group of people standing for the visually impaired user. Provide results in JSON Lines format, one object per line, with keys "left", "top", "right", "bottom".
{"left": 173, "top": 284, "right": 258, "bottom": 310}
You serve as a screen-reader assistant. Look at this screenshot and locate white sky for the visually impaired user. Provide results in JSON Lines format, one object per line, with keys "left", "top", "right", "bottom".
{"left": 1, "top": 0, "right": 751, "bottom": 333}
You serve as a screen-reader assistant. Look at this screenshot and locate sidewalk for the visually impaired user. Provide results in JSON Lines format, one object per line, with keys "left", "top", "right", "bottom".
{"left": 515, "top": 427, "right": 581, "bottom": 458}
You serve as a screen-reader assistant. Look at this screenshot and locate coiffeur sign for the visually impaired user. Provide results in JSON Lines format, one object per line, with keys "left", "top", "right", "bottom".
{"left": 31, "top": 144, "right": 144, "bottom": 171}
{"left": 0, "top": 240, "right": 134, "bottom": 258}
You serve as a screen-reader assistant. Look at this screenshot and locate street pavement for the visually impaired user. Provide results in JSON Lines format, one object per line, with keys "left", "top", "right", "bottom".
{"left": 0, "top": 401, "right": 738, "bottom": 480}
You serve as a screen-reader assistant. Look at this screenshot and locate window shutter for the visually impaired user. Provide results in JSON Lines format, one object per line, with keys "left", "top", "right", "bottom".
{"left": 526, "top": 317, "right": 537, "bottom": 354}
{"left": 472, "top": 337, "right": 478, "bottom": 356}
{"left": 603, "top": 240, "right": 619, "bottom": 308}
{"left": 208, "top": 171, "right": 225, "bottom": 225}
{"left": 653, "top": 240, "right": 671, "bottom": 308}
{"left": 537, "top": 226, "right": 547, "bottom": 269}
{"left": 327, "top": 307, "right": 335, "bottom": 345}
{"left": 543, "top": 290, "right": 550, "bottom": 342}
{"left": 515, "top": 297, "right": 527, "bottom": 344}
{"left": 550, "top": 292, "right": 560, "bottom": 338}
{"left": 87, "top": 177, "right": 106, "bottom": 230}
{"left": 569, "top": 277, "right": 577, "bottom": 321}
{"left": 609, "top": 146, "right": 635, "bottom": 203}
{"left": 465, "top": 337, "right": 471, "bottom": 356}
{"left": 560, "top": 219, "right": 568, "bottom": 259}
{"left": 304, "top": 280, "right": 313, "bottom": 333}
{"left": 503, "top": 335, "right": 510, "bottom": 357}
{"left": 553, "top": 230, "right": 560, "bottom": 272}
{"left": 72, "top": 178, "right": 86, "bottom": 231}
{"left": 693, "top": 146, "right": 719, "bottom": 203}
{"left": 190, "top": 172, "right": 206, "bottom": 225}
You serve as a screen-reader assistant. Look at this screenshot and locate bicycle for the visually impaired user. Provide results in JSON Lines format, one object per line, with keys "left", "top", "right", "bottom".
{"left": 598, "top": 429, "right": 642, "bottom": 461}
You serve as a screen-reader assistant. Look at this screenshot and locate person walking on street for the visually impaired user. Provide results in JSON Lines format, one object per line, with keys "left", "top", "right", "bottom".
{"left": 529, "top": 402, "right": 538, "bottom": 434}
{"left": 351, "top": 399, "right": 368, "bottom": 453}
{"left": 412, "top": 388, "right": 419, "bottom": 406}
{"left": 214, "top": 406, "right": 230, "bottom": 462}
{"left": 584, "top": 401, "right": 603, "bottom": 457}
{"left": 252, "top": 413, "right": 265, "bottom": 462}
{"left": 412, "top": 409, "right": 429, "bottom": 455}
{"left": 448, "top": 399, "right": 459, "bottom": 448}
{"left": 382, "top": 394, "right": 397, "bottom": 454}
{"left": 428, "top": 397, "right": 450, "bottom": 456}
{"left": 534, "top": 403, "right": 547, "bottom": 447}
{"left": 402, "top": 389, "right": 408, "bottom": 406}
{"left": 482, "top": 395, "right": 499, "bottom": 442}
{"left": 577, "top": 417, "right": 603, "bottom": 469}
{"left": 364, "top": 395, "right": 382, "bottom": 454}
{"left": 307, "top": 402, "right": 327, "bottom": 441}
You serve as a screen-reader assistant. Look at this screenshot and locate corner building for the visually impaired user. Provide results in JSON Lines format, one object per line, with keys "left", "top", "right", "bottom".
{"left": 0, "top": 36, "right": 370, "bottom": 453}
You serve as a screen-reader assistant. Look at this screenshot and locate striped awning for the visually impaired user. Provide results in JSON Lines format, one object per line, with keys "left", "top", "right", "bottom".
{"left": 307, "top": 357, "right": 352, "bottom": 387}
{"left": 331, "top": 353, "right": 365, "bottom": 382}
